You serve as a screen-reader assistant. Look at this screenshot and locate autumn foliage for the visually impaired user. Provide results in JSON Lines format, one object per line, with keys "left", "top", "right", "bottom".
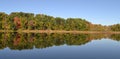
{"left": 0, "top": 12, "right": 120, "bottom": 31}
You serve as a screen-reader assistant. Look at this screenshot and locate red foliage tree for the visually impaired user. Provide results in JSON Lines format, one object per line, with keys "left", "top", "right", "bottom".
{"left": 13, "top": 17, "right": 21, "bottom": 29}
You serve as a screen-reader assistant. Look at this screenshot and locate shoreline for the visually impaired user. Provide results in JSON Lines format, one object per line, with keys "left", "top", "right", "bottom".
{"left": 0, "top": 30, "right": 120, "bottom": 34}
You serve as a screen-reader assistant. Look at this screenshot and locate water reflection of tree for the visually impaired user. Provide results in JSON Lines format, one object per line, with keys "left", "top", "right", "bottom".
{"left": 110, "top": 34, "right": 120, "bottom": 41}
{"left": 0, "top": 33, "right": 120, "bottom": 50}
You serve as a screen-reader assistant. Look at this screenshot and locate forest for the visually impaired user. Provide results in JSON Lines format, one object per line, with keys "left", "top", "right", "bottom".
{"left": 0, "top": 12, "right": 120, "bottom": 31}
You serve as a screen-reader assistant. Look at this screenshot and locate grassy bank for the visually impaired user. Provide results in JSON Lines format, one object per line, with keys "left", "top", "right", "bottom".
{"left": 0, "top": 30, "right": 120, "bottom": 34}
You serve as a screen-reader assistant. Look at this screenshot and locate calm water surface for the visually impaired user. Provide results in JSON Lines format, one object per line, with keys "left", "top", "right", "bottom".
{"left": 0, "top": 33, "right": 120, "bottom": 59}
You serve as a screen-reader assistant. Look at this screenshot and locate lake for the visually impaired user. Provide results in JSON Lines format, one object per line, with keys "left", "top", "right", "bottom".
{"left": 0, "top": 32, "right": 120, "bottom": 59}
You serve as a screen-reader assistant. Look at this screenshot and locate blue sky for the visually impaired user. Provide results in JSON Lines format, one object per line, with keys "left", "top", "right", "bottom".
{"left": 0, "top": 0, "right": 120, "bottom": 25}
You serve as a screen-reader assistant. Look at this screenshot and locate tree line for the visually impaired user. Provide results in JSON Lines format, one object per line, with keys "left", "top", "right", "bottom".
{"left": 0, "top": 12, "right": 120, "bottom": 31}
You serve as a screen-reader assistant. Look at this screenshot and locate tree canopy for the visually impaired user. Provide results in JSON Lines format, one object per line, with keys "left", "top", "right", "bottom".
{"left": 0, "top": 12, "right": 120, "bottom": 31}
